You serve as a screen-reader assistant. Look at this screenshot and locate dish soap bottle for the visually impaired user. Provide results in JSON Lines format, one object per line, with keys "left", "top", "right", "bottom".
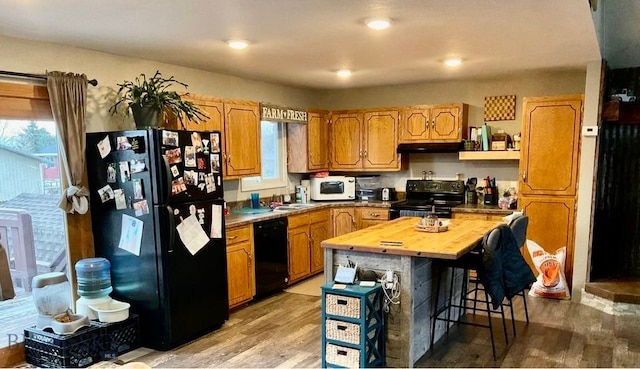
{"left": 426, "top": 206, "right": 439, "bottom": 227}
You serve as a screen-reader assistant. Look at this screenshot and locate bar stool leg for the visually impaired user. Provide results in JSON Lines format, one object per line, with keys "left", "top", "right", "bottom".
{"left": 430, "top": 264, "right": 443, "bottom": 351}
{"left": 445, "top": 267, "right": 455, "bottom": 334}
{"left": 483, "top": 290, "right": 497, "bottom": 360}
{"left": 521, "top": 290, "right": 531, "bottom": 323}
{"left": 459, "top": 268, "right": 469, "bottom": 316}
{"left": 508, "top": 297, "right": 517, "bottom": 336}
{"left": 499, "top": 303, "right": 509, "bottom": 345}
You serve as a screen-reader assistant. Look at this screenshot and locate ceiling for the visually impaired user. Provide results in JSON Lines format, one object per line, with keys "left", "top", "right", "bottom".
{"left": 0, "top": 0, "right": 618, "bottom": 90}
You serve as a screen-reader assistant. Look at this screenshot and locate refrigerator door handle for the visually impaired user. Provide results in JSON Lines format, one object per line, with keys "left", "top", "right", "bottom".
{"left": 161, "top": 155, "right": 173, "bottom": 203}
{"left": 167, "top": 205, "right": 175, "bottom": 253}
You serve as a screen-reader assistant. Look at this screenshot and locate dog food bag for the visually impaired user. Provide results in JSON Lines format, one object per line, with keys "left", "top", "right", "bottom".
{"left": 526, "top": 240, "right": 570, "bottom": 299}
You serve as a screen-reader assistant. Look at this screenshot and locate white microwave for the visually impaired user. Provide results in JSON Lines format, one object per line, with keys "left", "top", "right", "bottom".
{"left": 310, "top": 176, "right": 356, "bottom": 201}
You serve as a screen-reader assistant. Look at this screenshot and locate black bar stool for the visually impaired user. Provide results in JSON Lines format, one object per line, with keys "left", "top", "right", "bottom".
{"left": 429, "top": 228, "right": 510, "bottom": 360}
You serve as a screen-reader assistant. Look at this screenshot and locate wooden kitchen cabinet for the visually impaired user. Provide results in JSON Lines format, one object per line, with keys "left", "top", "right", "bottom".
{"left": 288, "top": 218, "right": 311, "bottom": 284}
{"left": 519, "top": 96, "right": 582, "bottom": 197}
{"left": 519, "top": 94, "right": 583, "bottom": 288}
{"left": 225, "top": 225, "right": 255, "bottom": 308}
{"left": 310, "top": 210, "right": 330, "bottom": 274}
{"left": 288, "top": 210, "right": 330, "bottom": 283}
{"left": 356, "top": 207, "right": 389, "bottom": 229}
{"left": 223, "top": 100, "right": 261, "bottom": 179}
{"left": 166, "top": 94, "right": 224, "bottom": 132}
{"left": 398, "top": 103, "right": 468, "bottom": 143}
{"left": 329, "top": 109, "right": 401, "bottom": 171}
{"left": 329, "top": 111, "right": 363, "bottom": 170}
{"left": 331, "top": 208, "right": 356, "bottom": 237}
{"left": 519, "top": 195, "right": 577, "bottom": 287}
{"left": 287, "top": 110, "right": 330, "bottom": 173}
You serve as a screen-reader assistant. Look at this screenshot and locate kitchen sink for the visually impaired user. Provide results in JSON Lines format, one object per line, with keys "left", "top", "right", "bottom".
{"left": 273, "top": 203, "right": 316, "bottom": 211}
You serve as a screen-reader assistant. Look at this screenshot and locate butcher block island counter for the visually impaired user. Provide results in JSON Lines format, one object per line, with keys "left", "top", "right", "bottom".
{"left": 321, "top": 217, "right": 501, "bottom": 367}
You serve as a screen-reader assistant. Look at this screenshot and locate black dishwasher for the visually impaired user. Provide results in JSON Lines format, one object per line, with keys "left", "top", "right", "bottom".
{"left": 253, "top": 217, "right": 289, "bottom": 299}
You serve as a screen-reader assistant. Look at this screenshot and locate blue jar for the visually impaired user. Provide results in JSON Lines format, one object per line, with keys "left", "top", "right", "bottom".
{"left": 75, "top": 257, "right": 113, "bottom": 298}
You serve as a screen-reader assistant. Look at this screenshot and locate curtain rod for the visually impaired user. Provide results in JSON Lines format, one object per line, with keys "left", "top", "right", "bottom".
{"left": 0, "top": 70, "right": 98, "bottom": 86}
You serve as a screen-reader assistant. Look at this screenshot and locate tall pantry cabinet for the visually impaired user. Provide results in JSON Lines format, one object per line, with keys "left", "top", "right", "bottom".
{"left": 518, "top": 95, "right": 583, "bottom": 288}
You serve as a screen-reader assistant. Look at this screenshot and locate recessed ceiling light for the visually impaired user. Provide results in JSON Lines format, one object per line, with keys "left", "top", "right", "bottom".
{"left": 227, "top": 40, "right": 249, "bottom": 50}
{"left": 337, "top": 69, "right": 352, "bottom": 77}
{"left": 366, "top": 18, "right": 391, "bottom": 30}
{"left": 444, "top": 58, "right": 462, "bottom": 67}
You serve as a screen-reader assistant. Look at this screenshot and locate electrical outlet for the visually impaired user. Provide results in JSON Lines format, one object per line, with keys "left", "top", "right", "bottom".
{"left": 385, "top": 270, "right": 394, "bottom": 289}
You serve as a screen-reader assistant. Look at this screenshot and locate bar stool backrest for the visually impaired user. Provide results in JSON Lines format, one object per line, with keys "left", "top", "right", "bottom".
{"left": 509, "top": 215, "right": 529, "bottom": 249}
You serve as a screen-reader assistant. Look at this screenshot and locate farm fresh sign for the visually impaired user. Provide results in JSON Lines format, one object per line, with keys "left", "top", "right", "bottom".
{"left": 261, "top": 103, "right": 307, "bottom": 123}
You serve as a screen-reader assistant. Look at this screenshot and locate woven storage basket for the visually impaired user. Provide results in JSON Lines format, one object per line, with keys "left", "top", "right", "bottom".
{"left": 325, "top": 293, "right": 360, "bottom": 319}
{"left": 325, "top": 343, "right": 360, "bottom": 368}
{"left": 325, "top": 319, "right": 360, "bottom": 344}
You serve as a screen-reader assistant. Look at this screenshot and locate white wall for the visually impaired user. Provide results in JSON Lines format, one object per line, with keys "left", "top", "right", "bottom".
{"left": 573, "top": 60, "right": 603, "bottom": 300}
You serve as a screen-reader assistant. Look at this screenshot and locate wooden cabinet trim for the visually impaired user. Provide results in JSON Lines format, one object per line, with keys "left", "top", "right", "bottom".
{"left": 226, "top": 225, "right": 251, "bottom": 245}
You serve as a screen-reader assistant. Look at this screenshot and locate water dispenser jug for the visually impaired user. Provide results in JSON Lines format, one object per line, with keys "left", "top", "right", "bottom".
{"left": 75, "top": 257, "right": 113, "bottom": 298}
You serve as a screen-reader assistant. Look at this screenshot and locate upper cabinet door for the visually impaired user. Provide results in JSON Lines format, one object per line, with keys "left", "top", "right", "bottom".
{"left": 431, "top": 104, "right": 465, "bottom": 141}
{"left": 519, "top": 95, "right": 583, "bottom": 196}
{"left": 183, "top": 96, "right": 224, "bottom": 132}
{"left": 363, "top": 109, "right": 399, "bottom": 169}
{"left": 398, "top": 104, "right": 467, "bottom": 143}
{"left": 223, "top": 100, "right": 261, "bottom": 179}
{"left": 330, "top": 112, "right": 363, "bottom": 170}
{"left": 399, "top": 107, "right": 431, "bottom": 143}
{"left": 307, "top": 111, "right": 330, "bottom": 171}
{"left": 162, "top": 94, "right": 224, "bottom": 132}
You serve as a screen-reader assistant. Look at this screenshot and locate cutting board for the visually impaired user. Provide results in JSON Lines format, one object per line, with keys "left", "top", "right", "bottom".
{"left": 231, "top": 208, "right": 273, "bottom": 215}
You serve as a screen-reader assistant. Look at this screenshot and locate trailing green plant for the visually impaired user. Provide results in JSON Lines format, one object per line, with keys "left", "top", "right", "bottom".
{"left": 109, "top": 70, "right": 208, "bottom": 127}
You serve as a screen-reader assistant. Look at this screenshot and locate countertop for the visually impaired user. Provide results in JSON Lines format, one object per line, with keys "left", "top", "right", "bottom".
{"left": 451, "top": 204, "right": 514, "bottom": 215}
{"left": 321, "top": 217, "right": 502, "bottom": 259}
{"left": 225, "top": 201, "right": 515, "bottom": 228}
{"left": 225, "top": 200, "right": 394, "bottom": 228}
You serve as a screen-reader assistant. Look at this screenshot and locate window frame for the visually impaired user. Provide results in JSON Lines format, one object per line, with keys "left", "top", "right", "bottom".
{"left": 0, "top": 82, "right": 70, "bottom": 366}
{"left": 240, "top": 120, "right": 288, "bottom": 192}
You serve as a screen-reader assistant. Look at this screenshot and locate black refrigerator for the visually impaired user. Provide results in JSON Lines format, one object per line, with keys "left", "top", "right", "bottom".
{"left": 86, "top": 128, "right": 228, "bottom": 351}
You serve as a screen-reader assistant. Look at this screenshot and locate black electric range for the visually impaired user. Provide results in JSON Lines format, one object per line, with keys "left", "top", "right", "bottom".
{"left": 390, "top": 179, "right": 465, "bottom": 219}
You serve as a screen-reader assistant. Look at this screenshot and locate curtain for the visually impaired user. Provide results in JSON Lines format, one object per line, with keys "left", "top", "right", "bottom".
{"left": 47, "top": 72, "right": 89, "bottom": 214}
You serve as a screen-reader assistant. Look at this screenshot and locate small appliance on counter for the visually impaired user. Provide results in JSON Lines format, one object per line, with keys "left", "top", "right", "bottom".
{"left": 376, "top": 187, "right": 397, "bottom": 201}
{"left": 310, "top": 176, "right": 356, "bottom": 201}
{"left": 355, "top": 176, "right": 379, "bottom": 201}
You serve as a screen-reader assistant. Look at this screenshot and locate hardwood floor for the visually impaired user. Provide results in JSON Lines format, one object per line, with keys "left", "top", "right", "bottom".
{"left": 16, "top": 290, "right": 638, "bottom": 368}
{"left": 118, "top": 290, "right": 640, "bottom": 368}
{"left": 129, "top": 293, "right": 322, "bottom": 368}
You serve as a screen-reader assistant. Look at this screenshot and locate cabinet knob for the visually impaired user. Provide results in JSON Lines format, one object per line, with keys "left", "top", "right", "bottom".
{"left": 522, "top": 171, "right": 527, "bottom": 182}
{"left": 228, "top": 235, "right": 238, "bottom": 240}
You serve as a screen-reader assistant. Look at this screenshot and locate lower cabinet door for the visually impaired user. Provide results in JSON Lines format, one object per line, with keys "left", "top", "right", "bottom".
{"left": 310, "top": 220, "right": 330, "bottom": 273}
{"left": 519, "top": 195, "right": 576, "bottom": 287}
{"left": 226, "top": 241, "right": 254, "bottom": 307}
{"left": 288, "top": 226, "right": 311, "bottom": 283}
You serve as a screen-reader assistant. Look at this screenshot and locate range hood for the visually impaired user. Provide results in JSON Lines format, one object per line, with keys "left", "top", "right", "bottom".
{"left": 396, "top": 142, "right": 462, "bottom": 154}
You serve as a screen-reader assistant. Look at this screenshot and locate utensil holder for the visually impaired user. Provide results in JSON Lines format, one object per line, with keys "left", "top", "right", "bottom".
{"left": 483, "top": 190, "right": 498, "bottom": 205}
{"left": 466, "top": 191, "right": 478, "bottom": 205}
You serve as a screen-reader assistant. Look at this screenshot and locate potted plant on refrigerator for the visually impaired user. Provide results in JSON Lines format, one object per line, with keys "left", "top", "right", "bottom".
{"left": 109, "top": 70, "right": 208, "bottom": 129}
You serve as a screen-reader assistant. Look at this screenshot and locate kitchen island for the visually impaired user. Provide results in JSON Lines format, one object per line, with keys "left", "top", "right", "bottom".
{"left": 321, "top": 217, "right": 501, "bottom": 367}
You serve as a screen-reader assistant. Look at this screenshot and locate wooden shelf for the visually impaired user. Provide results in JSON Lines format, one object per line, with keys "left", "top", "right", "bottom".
{"left": 458, "top": 151, "right": 520, "bottom": 160}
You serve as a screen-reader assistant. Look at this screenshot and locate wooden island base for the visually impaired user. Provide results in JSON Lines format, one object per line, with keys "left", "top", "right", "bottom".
{"left": 322, "top": 217, "right": 501, "bottom": 367}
